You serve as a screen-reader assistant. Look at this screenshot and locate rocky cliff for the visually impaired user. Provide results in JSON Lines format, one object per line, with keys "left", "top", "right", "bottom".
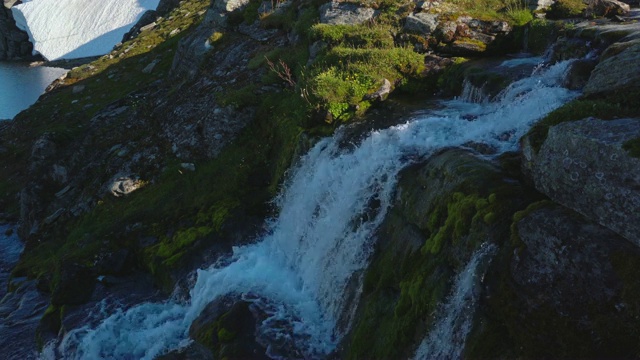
{"left": 1, "top": 0, "right": 640, "bottom": 358}
{"left": 0, "top": 1, "right": 34, "bottom": 60}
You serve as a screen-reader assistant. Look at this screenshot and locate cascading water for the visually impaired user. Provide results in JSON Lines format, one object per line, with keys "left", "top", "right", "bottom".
{"left": 0, "top": 225, "right": 49, "bottom": 360}
{"left": 51, "top": 58, "right": 578, "bottom": 359}
{"left": 412, "top": 243, "right": 497, "bottom": 360}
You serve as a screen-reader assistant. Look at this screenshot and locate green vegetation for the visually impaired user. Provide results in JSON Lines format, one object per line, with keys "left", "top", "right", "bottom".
{"left": 449, "top": 0, "right": 533, "bottom": 23}
{"left": 546, "top": 0, "right": 586, "bottom": 19}
{"left": 623, "top": 138, "right": 640, "bottom": 158}
{"left": 527, "top": 18, "right": 564, "bottom": 54}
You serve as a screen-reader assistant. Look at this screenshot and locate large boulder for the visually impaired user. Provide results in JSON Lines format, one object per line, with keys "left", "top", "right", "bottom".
{"left": 585, "top": 0, "right": 631, "bottom": 18}
{"left": 403, "top": 12, "right": 439, "bottom": 35}
{"left": 490, "top": 203, "right": 640, "bottom": 358}
{"left": 584, "top": 39, "right": 640, "bottom": 96}
{"left": 319, "top": 1, "right": 376, "bottom": 25}
{"left": 522, "top": 118, "right": 640, "bottom": 246}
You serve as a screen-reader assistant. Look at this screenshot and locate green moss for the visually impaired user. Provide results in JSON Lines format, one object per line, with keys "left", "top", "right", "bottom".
{"left": 217, "top": 84, "right": 259, "bottom": 109}
{"left": 217, "top": 328, "right": 236, "bottom": 343}
{"left": 310, "top": 24, "right": 395, "bottom": 49}
{"left": 507, "top": 9, "right": 533, "bottom": 26}
{"left": 436, "top": 57, "right": 469, "bottom": 96}
{"left": 260, "top": 3, "right": 298, "bottom": 30}
{"left": 208, "top": 31, "right": 224, "bottom": 44}
{"left": 546, "top": 0, "right": 586, "bottom": 19}
{"left": 423, "top": 192, "right": 487, "bottom": 254}
{"left": 453, "top": 37, "right": 488, "bottom": 51}
{"left": 622, "top": 138, "right": 640, "bottom": 158}
{"left": 527, "top": 19, "right": 563, "bottom": 54}
{"left": 348, "top": 156, "right": 534, "bottom": 359}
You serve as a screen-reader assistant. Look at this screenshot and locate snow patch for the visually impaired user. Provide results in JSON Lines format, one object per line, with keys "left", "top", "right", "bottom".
{"left": 12, "top": 0, "right": 160, "bottom": 61}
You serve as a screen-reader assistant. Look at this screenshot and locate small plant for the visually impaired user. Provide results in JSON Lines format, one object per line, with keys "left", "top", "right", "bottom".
{"left": 265, "top": 56, "right": 296, "bottom": 87}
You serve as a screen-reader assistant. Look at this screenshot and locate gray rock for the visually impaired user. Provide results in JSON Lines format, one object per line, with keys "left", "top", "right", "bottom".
{"left": 180, "top": 162, "right": 196, "bottom": 171}
{"left": 319, "top": 1, "right": 376, "bottom": 25}
{"left": 72, "top": 85, "right": 85, "bottom": 94}
{"left": 43, "top": 208, "right": 64, "bottom": 225}
{"left": 522, "top": 118, "right": 640, "bottom": 246}
{"left": 435, "top": 20, "right": 457, "bottom": 43}
{"left": 109, "top": 176, "right": 146, "bottom": 197}
{"left": 417, "top": 0, "right": 441, "bottom": 10}
{"left": 584, "top": 39, "right": 640, "bottom": 96}
{"left": 585, "top": 0, "right": 630, "bottom": 18}
{"left": 209, "top": 0, "right": 251, "bottom": 14}
{"left": 527, "top": 0, "right": 554, "bottom": 11}
{"left": 562, "top": 58, "right": 596, "bottom": 90}
{"left": 364, "top": 78, "right": 392, "bottom": 101}
{"left": 171, "top": 0, "right": 253, "bottom": 79}
{"left": 513, "top": 204, "right": 640, "bottom": 324}
{"left": 121, "top": 10, "right": 158, "bottom": 42}
{"left": 142, "top": 59, "right": 160, "bottom": 74}
{"left": 30, "top": 133, "right": 56, "bottom": 161}
{"left": 51, "top": 263, "right": 95, "bottom": 305}
{"left": 404, "top": 12, "right": 439, "bottom": 34}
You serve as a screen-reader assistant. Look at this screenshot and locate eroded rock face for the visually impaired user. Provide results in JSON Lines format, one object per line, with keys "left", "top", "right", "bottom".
{"left": 584, "top": 39, "right": 640, "bottom": 96}
{"left": 522, "top": 118, "right": 640, "bottom": 246}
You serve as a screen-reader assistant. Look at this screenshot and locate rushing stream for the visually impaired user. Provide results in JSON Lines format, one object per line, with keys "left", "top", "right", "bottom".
{"left": 44, "top": 58, "right": 578, "bottom": 359}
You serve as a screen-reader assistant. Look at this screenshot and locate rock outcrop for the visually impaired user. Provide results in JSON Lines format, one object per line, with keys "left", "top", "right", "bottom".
{"left": 171, "top": 0, "right": 252, "bottom": 79}
{"left": 319, "top": 1, "right": 376, "bottom": 25}
{"left": 0, "top": 3, "right": 34, "bottom": 60}
{"left": 522, "top": 118, "right": 640, "bottom": 246}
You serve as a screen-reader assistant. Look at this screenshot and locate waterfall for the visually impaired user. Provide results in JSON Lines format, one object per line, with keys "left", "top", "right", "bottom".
{"left": 52, "top": 59, "right": 578, "bottom": 359}
{"left": 412, "top": 243, "right": 497, "bottom": 360}
{"left": 459, "top": 79, "right": 490, "bottom": 104}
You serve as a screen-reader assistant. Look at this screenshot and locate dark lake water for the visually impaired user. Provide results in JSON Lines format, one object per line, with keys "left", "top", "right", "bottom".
{"left": 0, "top": 62, "right": 67, "bottom": 120}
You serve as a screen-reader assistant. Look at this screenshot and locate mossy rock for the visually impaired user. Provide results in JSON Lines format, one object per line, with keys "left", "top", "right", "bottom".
{"left": 546, "top": 0, "right": 586, "bottom": 19}
{"left": 345, "top": 149, "right": 540, "bottom": 359}
{"left": 189, "top": 295, "right": 269, "bottom": 360}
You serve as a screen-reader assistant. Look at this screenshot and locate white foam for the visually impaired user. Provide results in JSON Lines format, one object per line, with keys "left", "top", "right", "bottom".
{"left": 12, "top": 0, "right": 159, "bottom": 61}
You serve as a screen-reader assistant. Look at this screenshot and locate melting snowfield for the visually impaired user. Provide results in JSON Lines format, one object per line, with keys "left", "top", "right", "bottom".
{"left": 12, "top": 0, "right": 160, "bottom": 61}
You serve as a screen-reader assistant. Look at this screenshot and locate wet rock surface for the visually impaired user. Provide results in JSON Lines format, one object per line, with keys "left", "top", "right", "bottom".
{"left": 189, "top": 295, "right": 270, "bottom": 360}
